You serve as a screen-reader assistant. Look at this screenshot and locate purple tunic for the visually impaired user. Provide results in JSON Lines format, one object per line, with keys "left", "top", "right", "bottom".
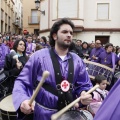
{"left": 12, "top": 48, "right": 92, "bottom": 120}
{"left": 0, "top": 43, "right": 10, "bottom": 69}
{"left": 98, "top": 51, "right": 119, "bottom": 68}
{"left": 94, "top": 78, "right": 120, "bottom": 120}
{"left": 89, "top": 47, "right": 104, "bottom": 62}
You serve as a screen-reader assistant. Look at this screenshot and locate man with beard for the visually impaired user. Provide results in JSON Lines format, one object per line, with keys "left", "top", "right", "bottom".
{"left": 12, "top": 18, "right": 93, "bottom": 120}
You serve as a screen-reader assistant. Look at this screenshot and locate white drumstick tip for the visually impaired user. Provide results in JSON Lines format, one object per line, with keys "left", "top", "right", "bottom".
{"left": 42, "top": 71, "right": 50, "bottom": 78}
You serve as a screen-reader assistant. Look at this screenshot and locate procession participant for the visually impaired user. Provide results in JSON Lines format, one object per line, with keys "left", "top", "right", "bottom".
{"left": 81, "top": 42, "right": 91, "bottom": 59}
{"left": 98, "top": 43, "right": 120, "bottom": 68}
{"left": 88, "top": 40, "right": 104, "bottom": 62}
{"left": 0, "top": 37, "right": 10, "bottom": 70}
{"left": 26, "top": 35, "right": 36, "bottom": 57}
{"left": 88, "top": 75, "right": 108, "bottom": 115}
{"left": 4, "top": 39, "right": 28, "bottom": 93}
{"left": 12, "top": 18, "right": 93, "bottom": 120}
{"left": 94, "top": 77, "right": 120, "bottom": 120}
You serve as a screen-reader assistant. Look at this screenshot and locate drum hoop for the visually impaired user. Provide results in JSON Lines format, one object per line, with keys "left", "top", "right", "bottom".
{"left": 1, "top": 112, "right": 17, "bottom": 116}
{"left": 84, "top": 60, "right": 113, "bottom": 72}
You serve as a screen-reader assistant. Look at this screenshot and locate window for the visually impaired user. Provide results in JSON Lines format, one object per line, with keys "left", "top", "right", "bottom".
{"left": 5, "top": 23, "right": 7, "bottom": 32}
{"left": 8, "top": 16, "right": 10, "bottom": 25}
{"left": 1, "top": 9, "right": 4, "bottom": 20}
{"left": 97, "top": 3, "right": 109, "bottom": 20}
{"left": 58, "top": 0, "right": 78, "bottom": 18}
{"left": 5, "top": 13, "right": 7, "bottom": 23}
{"left": 31, "top": 10, "right": 38, "bottom": 23}
{"left": 8, "top": 26, "right": 10, "bottom": 32}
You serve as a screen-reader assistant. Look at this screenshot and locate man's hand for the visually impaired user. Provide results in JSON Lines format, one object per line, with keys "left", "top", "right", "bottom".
{"left": 20, "top": 100, "right": 35, "bottom": 114}
{"left": 80, "top": 91, "right": 92, "bottom": 105}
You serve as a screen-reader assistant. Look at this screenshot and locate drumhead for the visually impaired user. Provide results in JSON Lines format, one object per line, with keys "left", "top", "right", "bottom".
{"left": 0, "top": 94, "right": 15, "bottom": 112}
{"left": 57, "top": 110, "right": 93, "bottom": 120}
{"left": 57, "top": 110, "right": 82, "bottom": 120}
{"left": 80, "top": 110, "right": 93, "bottom": 120}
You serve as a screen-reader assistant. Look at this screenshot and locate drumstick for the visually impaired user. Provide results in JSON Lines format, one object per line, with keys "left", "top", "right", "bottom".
{"left": 51, "top": 84, "right": 99, "bottom": 120}
{"left": 29, "top": 71, "right": 50, "bottom": 105}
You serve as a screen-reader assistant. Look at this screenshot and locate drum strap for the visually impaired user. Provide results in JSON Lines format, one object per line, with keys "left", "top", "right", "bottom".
{"left": 95, "top": 90, "right": 105, "bottom": 100}
{"left": 42, "top": 48, "right": 74, "bottom": 110}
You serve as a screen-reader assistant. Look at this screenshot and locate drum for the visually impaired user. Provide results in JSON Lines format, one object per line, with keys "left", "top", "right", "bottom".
{"left": 84, "top": 60, "right": 113, "bottom": 84}
{"left": 0, "top": 73, "right": 8, "bottom": 98}
{"left": 114, "top": 72, "right": 120, "bottom": 83}
{"left": 57, "top": 110, "right": 93, "bottom": 120}
{"left": 0, "top": 94, "right": 17, "bottom": 120}
{"left": 0, "top": 94, "right": 34, "bottom": 120}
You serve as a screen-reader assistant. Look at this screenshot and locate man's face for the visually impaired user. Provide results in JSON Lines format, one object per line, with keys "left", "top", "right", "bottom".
{"left": 95, "top": 40, "right": 101, "bottom": 48}
{"left": 76, "top": 40, "right": 82, "bottom": 46}
{"left": 54, "top": 24, "right": 73, "bottom": 49}
{"left": 27, "top": 37, "right": 32, "bottom": 43}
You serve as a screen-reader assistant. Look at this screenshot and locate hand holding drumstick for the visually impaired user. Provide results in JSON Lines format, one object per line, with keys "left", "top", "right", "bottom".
{"left": 20, "top": 71, "right": 50, "bottom": 114}
{"left": 51, "top": 84, "right": 99, "bottom": 120}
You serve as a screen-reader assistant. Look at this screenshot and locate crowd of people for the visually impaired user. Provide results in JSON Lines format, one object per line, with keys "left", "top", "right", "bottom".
{"left": 0, "top": 18, "right": 120, "bottom": 120}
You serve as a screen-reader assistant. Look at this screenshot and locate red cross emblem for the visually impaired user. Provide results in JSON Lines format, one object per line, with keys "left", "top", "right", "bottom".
{"left": 61, "top": 80, "right": 70, "bottom": 92}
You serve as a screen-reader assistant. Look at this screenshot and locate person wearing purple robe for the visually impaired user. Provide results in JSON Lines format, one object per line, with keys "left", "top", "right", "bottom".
{"left": 97, "top": 43, "right": 120, "bottom": 90}
{"left": 12, "top": 18, "right": 93, "bottom": 120}
{"left": 98, "top": 43, "right": 120, "bottom": 69}
{"left": 26, "top": 35, "right": 36, "bottom": 57}
{"left": 88, "top": 40, "right": 104, "bottom": 62}
{"left": 0, "top": 37, "right": 10, "bottom": 70}
{"left": 94, "top": 77, "right": 120, "bottom": 120}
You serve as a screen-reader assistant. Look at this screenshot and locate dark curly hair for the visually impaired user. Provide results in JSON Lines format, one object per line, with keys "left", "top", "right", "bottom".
{"left": 105, "top": 43, "right": 113, "bottom": 50}
{"left": 95, "top": 75, "right": 107, "bottom": 84}
{"left": 49, "top": 18, "right": 75, "bottom": 47}
{"left": 13, "top": 39, "right": 27, "bottom": 56}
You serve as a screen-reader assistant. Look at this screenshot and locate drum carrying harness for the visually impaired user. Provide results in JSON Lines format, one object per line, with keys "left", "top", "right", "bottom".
{"left": 42, "top": 48, "right": 74, "bottom": 110}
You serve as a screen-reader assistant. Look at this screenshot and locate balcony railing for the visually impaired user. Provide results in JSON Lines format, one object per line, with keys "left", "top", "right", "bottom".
{"left": 28, "top": 16, "right": 40, "bottom": 24}
{"left": 12, "top": 20, "right": 20, "bottom": 27}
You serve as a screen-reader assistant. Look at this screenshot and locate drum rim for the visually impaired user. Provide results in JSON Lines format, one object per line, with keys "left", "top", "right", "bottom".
{"left": 0, "top": 110, "right": 17, "bottom": 116}
{"left": 84, "top": 59, "right": 113, "bottom": 72}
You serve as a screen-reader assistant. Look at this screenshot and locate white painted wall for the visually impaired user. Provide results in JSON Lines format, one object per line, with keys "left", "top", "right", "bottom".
{"left": 39, "top": 0, "right": 120, "bottom": 46}
{"left": 74, "top": 32, "right": 120, "bottom": 46}
{"left": 84, "top": 0, "right": 120, "bottom": 28}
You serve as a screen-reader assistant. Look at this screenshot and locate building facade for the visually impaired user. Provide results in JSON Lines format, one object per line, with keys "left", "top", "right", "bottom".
{"left": 38, "top": 0, "right": 120, "bottom": 46}
{"left": 23, "top": 0, "right": 40, "bottom": 35}
{"left": 0, "top": 0, "right": 23, "bottom": 34}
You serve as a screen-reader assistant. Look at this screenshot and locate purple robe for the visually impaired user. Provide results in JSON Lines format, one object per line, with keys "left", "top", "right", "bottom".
{"left": 94, "top": 78, "right": 120, "bottom": 120}
{"left": 0, "top": 43, "right": 10, "bottom": 69}
{"left": 12, "top": 48, "right": 92, "bottom": 120}
{"left": 98, "top": 51, "right": 119, "bottom": 68}
{"left": 26, "top": 42, "right": 36, "bottom": 56}
{"left": 89, "top": 47, "right": 104, "bottom": 62}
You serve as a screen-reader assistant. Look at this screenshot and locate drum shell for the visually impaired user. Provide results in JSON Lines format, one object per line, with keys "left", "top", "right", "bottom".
{"left": 84, "top": 60, "right": 113, "bottom": 84}
{"left": 0, "top": 109, "right": 17, "bottom": 120}
{"left": 0, "top": 94, "right": 17, "bottom": 120}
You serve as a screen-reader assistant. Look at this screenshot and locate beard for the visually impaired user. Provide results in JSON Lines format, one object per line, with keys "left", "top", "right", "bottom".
{"left": 57, "top": 40, "right": 72, "bottom": 49}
